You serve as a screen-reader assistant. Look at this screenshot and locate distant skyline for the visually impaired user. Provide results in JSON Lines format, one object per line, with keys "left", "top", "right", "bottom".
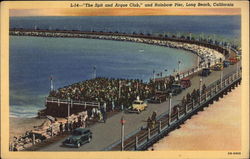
{"left": 10, "top": 8, "right": 241, "bottom": 17}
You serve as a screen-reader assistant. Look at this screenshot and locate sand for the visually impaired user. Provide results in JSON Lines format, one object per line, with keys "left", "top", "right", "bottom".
{"left": 9, "top": 117, "right": 46, "bottom": 142}
{"left": 150, "top": 85, "right": 241, "bottom": 151}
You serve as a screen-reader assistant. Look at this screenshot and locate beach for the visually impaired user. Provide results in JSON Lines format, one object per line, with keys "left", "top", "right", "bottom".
{"left": 149, "top": 85, "right": 241, "bottom": 151}
{"left": 9, "top": 117, "right": 46, "bottom": 142}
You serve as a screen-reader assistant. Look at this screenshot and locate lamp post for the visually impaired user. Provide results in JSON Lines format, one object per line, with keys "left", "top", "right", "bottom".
{"left": 119, "top": 80, "right": 121, "bottom": 99}
{"left": 213, "top": 34, "right": 216, "bottom": 44}
{"left": 93, "top": 65, "right": 96, "bottom": 79}
{"left": 220, "top": 70, "right": 223, "bottom": 89}
{"left": 236, "top": 61, "right": 239, "bottom": 77}
{"left": 168, "top": 93, "right": 172, "bottom": 124}
{"left": 153, "top": 69, "right": 155, "bottom": 83}
{"left": 67, "top": 97, "right": 71, "bottom": 131}
{"left": 178, "top": 60, "right": 181, "bottom": 75}
{"left": 120, "top": 116, "right": 125, "bottom": 151}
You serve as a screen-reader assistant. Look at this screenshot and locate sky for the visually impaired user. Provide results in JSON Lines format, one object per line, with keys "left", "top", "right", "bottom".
{"left": 10, "top": 8, "right": 241, "bottom": 17}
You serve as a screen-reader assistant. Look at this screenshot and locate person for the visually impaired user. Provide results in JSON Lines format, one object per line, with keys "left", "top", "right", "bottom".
{"left": 103, "top": 102, "right": 107, "bottom": 112}
{"left": 65, "top": 121, "right": 68, "bottom": 132}
{"left": 147, "top": 117, "right": 152, "bottom": 129}
{"left": 69, "top": 122, "right": 73, "bottom": 132}
{"left": 151, "top": 111, "right": 157, "bottom": 122}
{"left": 73, "top": 121, "right": 77, "bottom": 129}
{"left": 112, "top": 101, "right": 115, "bottom": 111}
{"left": 202, "top": 84, "right": 206, "bottom": 94}
{"left": 181, "top": 96, "right": 186, "bottom": 106}
{"left": 121, "top": 104, "right": 124, "bottom": 111}
{"left": 59, "top": 122, "right": 63, "bottom": 134}
{"left": 78, "top": 116, "right": 82, "bottom": 127}
{"left": 91, "top": 108, "right": 95, "bottom": 119}
{"left": 103, "top": 111, "right": 107, "bottom": 123}
{"left": 98, "top": 110, "right": 103, "bottom": 121}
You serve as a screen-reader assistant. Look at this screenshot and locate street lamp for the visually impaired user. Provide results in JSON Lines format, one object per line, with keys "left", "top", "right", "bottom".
{"left": 93, "top": 65, "right": 97, "bottom": 79}
{"left": 153, "top": 69, "right": 155, "bottom": 83}
{"left": 120, "top": 116, "right": 126, "bottom": 151}
{"left": 220, "top": 69, "right": 223, "bottom": 89}
{"left": 178, "top": 60, "right": 181, "bottom": 75}
{"left": 168, "top": 93, "right": 172, "bottom": 124}
{"left": 119, "top": 80, "right": 121, "bottom": 99}
{"left": 67, "top": 97, "right": 71, "bottom": 131}
{"left": 199, "top": 78, "right": 203, "bottom": 103}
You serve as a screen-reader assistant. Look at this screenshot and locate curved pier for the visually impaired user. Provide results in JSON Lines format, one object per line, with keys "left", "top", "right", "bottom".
{"left": 9, "top": 28, "right": 242, "bottom": 151}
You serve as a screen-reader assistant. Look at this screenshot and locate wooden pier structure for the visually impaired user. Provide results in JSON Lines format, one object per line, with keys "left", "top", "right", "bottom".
{"left": 106, "top": 70, "right": 241, "bottom": 151}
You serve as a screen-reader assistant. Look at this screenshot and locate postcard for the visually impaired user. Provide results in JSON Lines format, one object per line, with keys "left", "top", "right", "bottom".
{"left": 0, "top": 1, "right": 249, "bottom": 159}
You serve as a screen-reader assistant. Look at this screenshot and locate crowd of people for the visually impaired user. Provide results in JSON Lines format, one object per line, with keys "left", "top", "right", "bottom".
{"left": 49, "top": 77, "right": 177, "bottom": 111}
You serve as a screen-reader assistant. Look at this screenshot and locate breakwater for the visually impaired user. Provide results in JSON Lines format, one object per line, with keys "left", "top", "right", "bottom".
{"left": 10, "top": 28, "right": 227, "bottom": 65}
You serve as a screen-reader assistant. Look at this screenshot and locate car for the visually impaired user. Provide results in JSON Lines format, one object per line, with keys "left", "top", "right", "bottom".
{"left": 200, "top": 68, "right": 211, "bottom": 77}
{"left": 127, "top": 99, "right": 148, "bottom": 113}
{"left": 148, "top": 94, "right": 167, "bottom": 104}
{"left": 62, "top": 128, "right": 92, "bottom": 148}
{"left": 223, "top": 60, "right": 231, "bottom": 67}
{"left": 168, "top": 84, "right": 183, "bottom": 96}
{"left": 180, "top": 77, "right": 191, "bottom": 89}
{"left": 229, "top": 57, "right": 238, "bottom": 65}
{"left": 213, "top": 63, "right": 223, "bottom": 71}
{"left": 236, "top": 55, "right": 241, "bottom": 61}
{"left": 148, "top": 91, "right": 167, "bottom": 104}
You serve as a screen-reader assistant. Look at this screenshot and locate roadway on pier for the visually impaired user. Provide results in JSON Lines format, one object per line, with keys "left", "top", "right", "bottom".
{"left": 39, "top": 64, "right": 238, "bottom": 151}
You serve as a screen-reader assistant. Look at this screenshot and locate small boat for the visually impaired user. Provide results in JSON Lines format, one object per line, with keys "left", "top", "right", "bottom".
{"left": 139, "top": 49, "right": 144, "bottom": 53}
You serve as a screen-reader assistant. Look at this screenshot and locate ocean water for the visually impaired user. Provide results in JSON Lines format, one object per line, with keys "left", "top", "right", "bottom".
{"left": 10, "top": 36, "right": 197, "bottom": 117}
{"left": 9, "top": 16, "right": 241, "bottom": 117}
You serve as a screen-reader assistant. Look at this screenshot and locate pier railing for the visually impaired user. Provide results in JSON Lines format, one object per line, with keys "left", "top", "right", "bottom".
{"left": 107, "top": 68, "right": 241, "bottom": 151}
{"left": 45, "top": 97, "right": 100, "bottom": 108}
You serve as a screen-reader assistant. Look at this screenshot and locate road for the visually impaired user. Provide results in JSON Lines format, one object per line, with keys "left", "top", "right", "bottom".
{"left": 39, "top": 63, "right": 238, "bottom": 151}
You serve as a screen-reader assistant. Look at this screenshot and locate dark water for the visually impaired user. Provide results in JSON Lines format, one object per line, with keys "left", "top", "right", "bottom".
{"left": 10, "top": 36, "right": 197, "bottom": 117}
{"left": 9, "top": 16, "right": 241, "bottom": 117}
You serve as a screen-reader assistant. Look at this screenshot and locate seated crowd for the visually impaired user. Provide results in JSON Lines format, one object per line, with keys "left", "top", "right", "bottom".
{"left": 49, "top": 77, "right": 175, "bottom": 111}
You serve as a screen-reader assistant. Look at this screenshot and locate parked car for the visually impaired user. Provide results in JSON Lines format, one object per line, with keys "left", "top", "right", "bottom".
{"left": 62, "top": 128, "right": 92, "bottom": 148}
{"left": 168, "top": 84, "right": 183, "bottom": 96}
{"left": 229, "top": 57, "right": 238, "bottom": 65}
{"left": 236, "top": 55, "right": 241, "bottom": 61}
{"left": 127, "top": 99, "right": 148, "bottom": 114}
{"left": 200, "top": 68, "right": 211, "bottom": 77}
{"left": 223, "top": 60, "right": 231, "bottom": 67}
{"left": 148, "top": 91, "right": 167, "bottom": 104}
{"left": 180, "top": 77, "right": 191, "bottom": 89}
{"left": 213, "top": 63, "right": 223, "bottom": 71}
